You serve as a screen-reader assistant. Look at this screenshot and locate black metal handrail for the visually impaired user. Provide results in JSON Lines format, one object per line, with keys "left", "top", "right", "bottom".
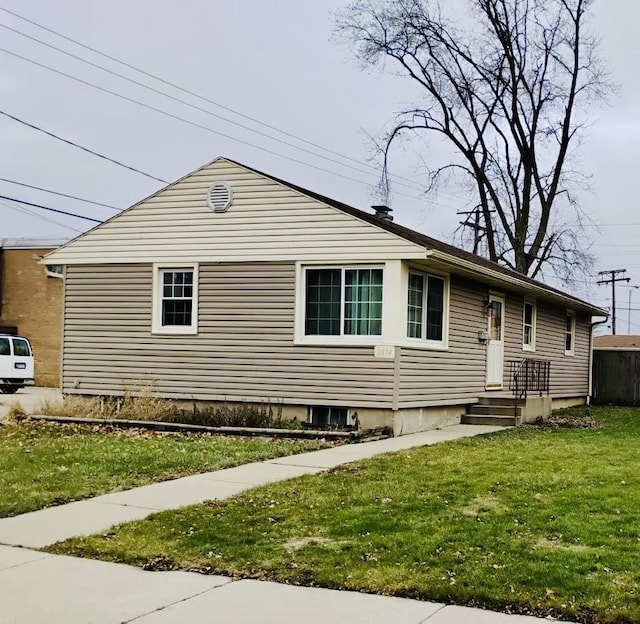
{"left": 508, "top": 358, "right": 551, "bottom": 400}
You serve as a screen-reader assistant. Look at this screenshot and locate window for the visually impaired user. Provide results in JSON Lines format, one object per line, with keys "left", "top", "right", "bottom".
{"left": 406, "top": 272, "right": 446, "bottom": 344}
{"left": 310, "top": 406, "right": 349, "bottom": 427}
{"left": 0, "top": 338, "right": 9, "bottom": 356}
{"left": 565, "top": 311, "right": 575, "bottom": 355}
{"left": 522, "top": 301, "right": 536, "bottom": 351}
{"left": 12, "top": 338, "right": 31, "bottom": 357}
{"left": 304, "top": 267, "right": 383, "bottom": 337}
{"left": 305, "top": 269, "right": 341, "bottom": 335}
{"left": 152, "top": 265, "right": 198, "bottom": 334}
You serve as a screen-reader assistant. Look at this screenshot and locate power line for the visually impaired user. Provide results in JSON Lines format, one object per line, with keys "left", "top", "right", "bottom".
{"left": 0, "top": 199, "right": 83, "bottom": 233}
{"left": 0, "top": 109, "right": 168, "bottom": 184}
{"left": 0, "top": 6, "right": 431, "bottom": 193}
{"left": 0, "top": 195, "right": 103, "bottom": 223}
{"left": 0, "top": 177, "right": 120, "bottom": 210}
{"left": 0, "top": 49, "right": 427, "bottom": 200}
{"left": 0, "top": 22, "right": 427, "bottom": 195}
{"left": 583, "top": 223, "right": 640, "bottom": 228}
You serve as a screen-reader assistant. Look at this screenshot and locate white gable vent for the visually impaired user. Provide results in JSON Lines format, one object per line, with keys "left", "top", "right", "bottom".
{"left": 207, "top": 181, "right": 233, "bottom": 213}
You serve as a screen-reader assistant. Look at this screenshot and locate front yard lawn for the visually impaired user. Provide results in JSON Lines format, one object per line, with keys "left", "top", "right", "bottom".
{"left": 49, "top": 407, "right": 640, "bottom": 623}
{"left": 0, "top": 421, "right": 329, "bottom": 517}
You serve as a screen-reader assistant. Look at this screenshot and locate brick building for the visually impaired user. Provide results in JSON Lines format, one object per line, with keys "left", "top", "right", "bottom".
{"left": 0, "top": 239, "right": 67, "bottom": 387}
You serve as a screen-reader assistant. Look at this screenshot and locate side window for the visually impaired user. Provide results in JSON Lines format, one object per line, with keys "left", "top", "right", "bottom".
{"left": 0, "top": 338, "right": 10, "bottom": 356}
{"left": 161, "top": 270, "right": 194, "bottom": 327}
{"left": 523, "top": 301, "right": 536, "bottom": 351}
{"left": 565, "top": 311, "right": 575, "bottom": 355}
{"left": 406, "top": 271, "right": 447, "bottom": 345}
{"left": 12, "top": 338, "right": 30, "bottom": 357}
{"left": 152, "top": 265, "right": 199, "bottom": 334}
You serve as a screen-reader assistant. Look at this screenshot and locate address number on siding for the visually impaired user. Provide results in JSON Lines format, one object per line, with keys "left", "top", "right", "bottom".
{"left": 374, "top": 345, "right": 396, "bottom": 359}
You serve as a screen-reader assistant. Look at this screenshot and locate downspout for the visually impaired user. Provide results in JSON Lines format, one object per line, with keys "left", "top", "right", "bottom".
{"left": 588, "top": 316, "right": 609, "bottom": 406}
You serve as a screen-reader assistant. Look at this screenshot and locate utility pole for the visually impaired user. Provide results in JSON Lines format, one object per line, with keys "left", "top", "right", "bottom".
{"left": 597, "top": 269, "right": 630, "bottom": 335}
{"left": 457, "top": 206, "right": 495, "bottom": 255}
{"left": 622, "top": 284, "right": 639, "bottom": 334}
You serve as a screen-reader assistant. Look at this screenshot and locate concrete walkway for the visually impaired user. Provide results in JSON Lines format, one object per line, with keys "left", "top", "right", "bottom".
{"left": 0, "top": 423, "right": 574, "bottom": 623}
{"left": 0, "top": 386, "right": 61, "bottom": 422}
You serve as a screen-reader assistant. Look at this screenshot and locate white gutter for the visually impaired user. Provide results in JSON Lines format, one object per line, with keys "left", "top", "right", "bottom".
{"left": 1, "top": 238, "right": 69, "bottom": 249}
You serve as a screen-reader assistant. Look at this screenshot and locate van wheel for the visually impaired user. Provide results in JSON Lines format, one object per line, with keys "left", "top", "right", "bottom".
{"left": 0, "top": 385, "right": 18, "bottom": 394}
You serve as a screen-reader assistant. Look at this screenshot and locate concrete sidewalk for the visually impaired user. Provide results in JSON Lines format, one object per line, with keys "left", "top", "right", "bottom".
{"left": 0, "top": 386, "right": 61, "bottom": 423}
{"left": 0, "top": 422, "right": 574, "bottom": 623}
{"left": 0, "top": 423, "right": 503, "bottom": 548}
{"left": 0, "top": 546, "right": 572, "bottom": 624}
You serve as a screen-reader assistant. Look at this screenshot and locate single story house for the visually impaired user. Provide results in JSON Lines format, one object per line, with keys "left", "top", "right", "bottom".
{"left": 0, "top": 238, "right": 67, "bottom": 386}
{"left": 44, "top": 157, "right": 606, "bottom": 433}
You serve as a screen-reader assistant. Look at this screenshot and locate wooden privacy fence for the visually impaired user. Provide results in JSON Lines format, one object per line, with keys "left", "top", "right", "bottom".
{"left": 592, "top": 350, "right": 640, "bottom": 406}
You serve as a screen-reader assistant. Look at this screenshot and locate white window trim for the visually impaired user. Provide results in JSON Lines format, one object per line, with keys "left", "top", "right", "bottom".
{"left": 565, "top": 310, "right": 576, "bottom": 356}
{"left": 404, "top": 269, "right": 450, "bottom": 350}
{"left": 152, "top": 263, "right": 199, "bottom": 335}
{"left": 295, "top": 263, "right": 385, "bottom": 345}
{"left": 294, "top": 261, "right": 450, "bottom": 350}
{"left": 522, "top": 299, "right": 537, "bottom": 352}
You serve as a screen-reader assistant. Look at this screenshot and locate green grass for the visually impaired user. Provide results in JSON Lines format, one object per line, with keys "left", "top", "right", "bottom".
{"left": 0, "top": 421, "right": 329, "bottom": 517}
{"left": 48, "top": 407, "right": 640, "bottom": 623}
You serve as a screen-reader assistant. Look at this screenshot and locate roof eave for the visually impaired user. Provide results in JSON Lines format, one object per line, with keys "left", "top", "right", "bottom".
{"left": 429, "top": 249, "right": 608, "bottom": 317}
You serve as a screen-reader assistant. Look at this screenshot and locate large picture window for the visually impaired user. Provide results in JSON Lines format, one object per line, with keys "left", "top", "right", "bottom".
{"left": 152, "top": 265, "right": 198, "bottom": 334}
{"left": 305, "top": 267, "right": 383, "bottom": 337}
{"left": 406, "top": 272, "right": 447, "bottom": 344}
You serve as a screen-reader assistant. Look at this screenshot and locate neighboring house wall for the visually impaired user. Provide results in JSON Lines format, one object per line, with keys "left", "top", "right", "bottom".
{"left": 0, "top": 247, "right": 63, "bottom": 387}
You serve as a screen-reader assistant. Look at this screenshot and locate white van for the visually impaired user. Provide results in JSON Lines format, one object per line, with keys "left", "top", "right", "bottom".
{"left": 0, "top": 335, "right": 35, "bottom": 394}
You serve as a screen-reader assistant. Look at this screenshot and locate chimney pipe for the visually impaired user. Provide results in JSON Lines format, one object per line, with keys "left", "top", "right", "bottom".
{"left": 372, "top": 205, "right": 393, "bottom": 221}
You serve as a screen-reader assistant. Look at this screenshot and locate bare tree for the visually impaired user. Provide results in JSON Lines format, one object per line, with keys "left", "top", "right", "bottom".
{"left": 336, "top": 0, "right": 610, "bottom": 281}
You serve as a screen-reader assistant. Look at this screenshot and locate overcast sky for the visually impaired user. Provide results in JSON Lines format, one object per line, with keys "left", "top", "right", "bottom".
{"left": 1, "top": 1, "right": 639, "bottom": 333}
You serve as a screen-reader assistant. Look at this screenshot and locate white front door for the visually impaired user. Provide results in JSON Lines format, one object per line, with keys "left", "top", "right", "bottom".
{"left": 486, "top": 293, "right": 505, "bottom": 389}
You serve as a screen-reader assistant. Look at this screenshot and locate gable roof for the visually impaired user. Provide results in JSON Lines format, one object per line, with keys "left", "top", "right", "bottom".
{"left": 224, "top": 158, "right": 607, "bottom": 317}
{"left": 45, "top": 155, "right": 606, "bottom": 316}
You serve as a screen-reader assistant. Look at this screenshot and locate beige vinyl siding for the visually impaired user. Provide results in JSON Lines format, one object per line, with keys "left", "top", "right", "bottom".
{"left": 397, "top": 279, "right": 591, "bottom": 407}
{"left": 62, "top": 262, "right": 395, "bottom": 408}
{"left": 48, "top": 159, "right": 425, "bottom": 265}
{"left": 397, "top": 277, "right": 488, "bottom": 408}
{"left": 502, "top": 294, "right": 590, "bottom": 397}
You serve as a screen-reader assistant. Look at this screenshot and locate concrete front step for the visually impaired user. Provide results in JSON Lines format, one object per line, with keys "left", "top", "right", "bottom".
{"left": 461, "top": 414, "right": 518, "bottom": 427}
{"left": 468, "top": 404, "right": 522, "bottom": 417}
{"left": 477, "top": 396, "right": 526, "bottom": 406}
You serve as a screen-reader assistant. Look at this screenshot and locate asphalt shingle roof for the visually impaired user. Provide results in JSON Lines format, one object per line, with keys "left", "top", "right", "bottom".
{"left": 229, "top": 158, "right": 606, "bottom": 316}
